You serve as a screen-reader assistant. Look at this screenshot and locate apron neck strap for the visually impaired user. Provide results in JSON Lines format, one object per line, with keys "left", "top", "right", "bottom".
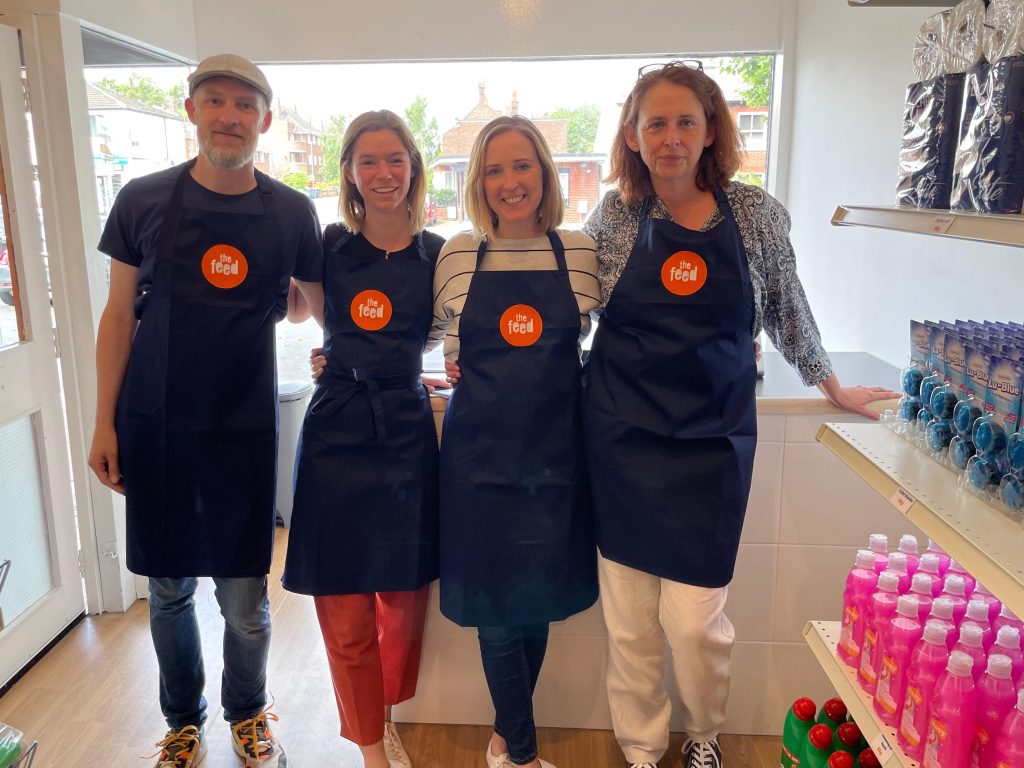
{"left": 475, "top": 230, "right": 568, "bottom": 272}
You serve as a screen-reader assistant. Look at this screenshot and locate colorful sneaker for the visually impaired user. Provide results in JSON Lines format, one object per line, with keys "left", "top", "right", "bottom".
{"left": 149, "top": 725, "right": 206, "bottom": 768}
{"left": 383, "top": 722, "right": 412, "bottom": 768}
{"left": 682, "top": 738, "right": 722, "bottom": 768}
{"left": 230, "top": 706, "right": 286, "bottom": 767}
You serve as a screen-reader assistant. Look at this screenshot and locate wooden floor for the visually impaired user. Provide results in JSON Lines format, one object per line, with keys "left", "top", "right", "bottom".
{"left": 0, "top": 529, "right": 781, "bottom": 768}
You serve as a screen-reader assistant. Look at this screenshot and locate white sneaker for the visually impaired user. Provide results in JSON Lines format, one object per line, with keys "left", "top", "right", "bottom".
{"left": 383, "top": 722, "right": 412, "bottom": 768}
{"left": 486, "top": 748, "right": 511, "bottom": 768}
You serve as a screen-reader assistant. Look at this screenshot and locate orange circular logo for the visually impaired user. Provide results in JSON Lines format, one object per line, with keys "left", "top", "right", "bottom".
{"left": 500, "top": 304, "right": 543, "bottom": 347}
{"left": 201, "top": 244, "right": 248, "bottom": 289}
{"left": 661, "top": 251, "right": 708, "bottom": 296}
{"left": 350, "top": 289, "right": 392, "bottom": 331}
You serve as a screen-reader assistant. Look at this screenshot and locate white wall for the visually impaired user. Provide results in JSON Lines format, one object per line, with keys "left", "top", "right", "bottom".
{"left": 785, "top": 1, "right": 1024, "bottom": 368}
{"left": 192, "top": 0, "right": 787, "bottom": 61}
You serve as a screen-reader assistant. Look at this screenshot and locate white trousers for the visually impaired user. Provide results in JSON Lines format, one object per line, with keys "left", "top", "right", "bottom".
{"left": 598, "top": 554, "right": 735, "bottom": 763}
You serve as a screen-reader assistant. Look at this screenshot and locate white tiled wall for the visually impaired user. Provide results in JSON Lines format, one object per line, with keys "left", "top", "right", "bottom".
{"left": 400, "top": 409, "right": 921, "bottom": 734}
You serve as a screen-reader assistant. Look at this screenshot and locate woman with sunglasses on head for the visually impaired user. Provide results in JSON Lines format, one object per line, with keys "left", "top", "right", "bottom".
{"left": 432, "top": 115, "right": 599, "bottom": 768}
{"left": 282, "top": 110, "right": 444, "bottom": 768}
{"left": 581, "top": 61, "right": 897, "bottom": 768}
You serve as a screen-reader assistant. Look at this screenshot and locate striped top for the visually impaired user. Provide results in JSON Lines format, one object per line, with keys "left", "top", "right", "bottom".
{"left": 430, "top": 228, "right": 601, "bottom": 362}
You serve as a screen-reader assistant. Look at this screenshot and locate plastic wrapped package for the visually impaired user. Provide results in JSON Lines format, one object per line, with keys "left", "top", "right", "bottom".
{"left": 952, "top": 59, "right": 993, "bottom": 209}
{"left": 945, "top": 0, "right": 988, "bottom": 73}
{"left": 952, "top": 55, "right": 1024, "bottom": 213}
{"left": 897, "top": 73, "right": 966, "bottom": 208}
{"left": 916, "top": 10, "right": 952, "bottom": 81}
{"left": 984, "top": 0, "right": 1024, "bottom": 64}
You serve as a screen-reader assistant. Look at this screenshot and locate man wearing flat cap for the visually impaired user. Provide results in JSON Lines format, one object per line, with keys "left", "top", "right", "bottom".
{"left": 89, "top": 53, "right": 322, "bottom": 768}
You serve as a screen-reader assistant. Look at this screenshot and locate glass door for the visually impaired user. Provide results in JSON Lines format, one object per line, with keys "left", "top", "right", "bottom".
{"left": 0, "top": 23, "right": 84, "bottom": 688}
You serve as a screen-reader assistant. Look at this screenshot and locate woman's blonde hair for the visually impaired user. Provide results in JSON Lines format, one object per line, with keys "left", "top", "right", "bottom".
{"left": 340, "top": 110, "right": 427, "bottom": 233}
{"left": 464, "top": 115, "right": 564, "bottom": 240}
{"left": 609, "top": 63, "right": 744, "bottom": 206}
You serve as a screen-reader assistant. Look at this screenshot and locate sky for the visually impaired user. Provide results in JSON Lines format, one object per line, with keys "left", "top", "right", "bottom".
{"left": 85, "top": 55, "right": 752, "bottom": 138}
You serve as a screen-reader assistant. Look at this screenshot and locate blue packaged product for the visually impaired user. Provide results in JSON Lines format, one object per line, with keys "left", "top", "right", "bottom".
{"left": 931, "top": 385, "right": 958, "bottom": 418}
{"left": 950, "top": 436, "right": 976, "bottom": 469}
{"left": 927, "top": 418, "right": 955, "bottom": 453}
{"left": 900, "top": 396, "right": 924, "bottom": 422}
{"left": 1001, "top": 475, "right": 1024, "bottom": 511}
{"left": 1009, "top": 432, "right": 1024, "bottom": 472}
{"left": 969, "top": 453, "right": 1002, "bottom": 489}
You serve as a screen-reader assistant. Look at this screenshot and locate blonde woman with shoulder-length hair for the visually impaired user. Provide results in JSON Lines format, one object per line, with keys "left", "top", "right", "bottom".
{"left": 283, "top": 108, "right": 446, "bottom": 768}
{"left": 431, "top": 115, "right": 600, "bottom": 768}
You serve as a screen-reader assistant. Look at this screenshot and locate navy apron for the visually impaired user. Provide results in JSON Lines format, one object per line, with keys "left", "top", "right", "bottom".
{"left": 584, "top": 188, "right": 757, "bottom": 588}
{"left": 439, "top": 232, "right": 598, "bottom": 627}
{"left": 283, "top": 232, "right": 439, "bottom": 595}
{"left": 116, "top": 160, "right": 284, "bottom": 578}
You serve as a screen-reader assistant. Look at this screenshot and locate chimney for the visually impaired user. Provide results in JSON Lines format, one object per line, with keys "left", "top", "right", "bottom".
{"left": 510, "top": 91, "right": 519, "bottom": 116}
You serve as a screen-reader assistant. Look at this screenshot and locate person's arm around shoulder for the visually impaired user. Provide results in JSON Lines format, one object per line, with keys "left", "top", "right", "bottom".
{"left": 87, "top": 260, "right": 139, "bottom": 493}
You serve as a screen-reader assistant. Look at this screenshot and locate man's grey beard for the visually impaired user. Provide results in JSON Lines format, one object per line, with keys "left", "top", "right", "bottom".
{"left": 200, "top": 135, "right": 255, "bottom": 171}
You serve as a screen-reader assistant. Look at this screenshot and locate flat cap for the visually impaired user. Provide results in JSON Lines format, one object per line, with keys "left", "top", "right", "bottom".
{"left": 188, "top": 53, "right": 272, "bottom": 105}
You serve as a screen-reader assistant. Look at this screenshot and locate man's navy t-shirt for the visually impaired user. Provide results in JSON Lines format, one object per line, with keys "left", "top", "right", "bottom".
{"left": 98, "top": 164, "right": 323, "bottom": 318}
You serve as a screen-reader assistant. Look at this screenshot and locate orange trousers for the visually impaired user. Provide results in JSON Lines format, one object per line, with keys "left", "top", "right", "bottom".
{"left": 314, "top": 585, "right": 430, "bottom": 745}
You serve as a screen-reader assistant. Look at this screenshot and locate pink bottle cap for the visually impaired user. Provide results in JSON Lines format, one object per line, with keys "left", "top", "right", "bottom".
{"left": 974, "top": 582, "right": 993, "bottom": 596}
{"left": 899, "top": 534, "right": 919, "bottom": 555}
{"left": 869, "top": 533, "right": 888, "bottom": 555}
{"left": 1018, "top": 688, "right": 1024, "bottom": 713}
{"left": 918, "top": 553, "right": 941, "bottom": 575}
{"left": 1000, "top": 604, "right": 1020, "bottom": 621}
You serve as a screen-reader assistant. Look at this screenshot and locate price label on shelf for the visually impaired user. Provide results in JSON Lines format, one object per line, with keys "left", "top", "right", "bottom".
{"left": 931, "top": 214, "right": 955, "bottom": 234}
{"left": 889, "top": 487, "right": 915, "bottom": 513}
{"left": 870, "top": 731, "right": 895, "bottom": 763}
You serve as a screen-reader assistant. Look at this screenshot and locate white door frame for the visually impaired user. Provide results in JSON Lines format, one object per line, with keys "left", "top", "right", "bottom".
{"left": 0, "top": 20, "right": 85, "bottom": 687}
{"left": 7, "top": 9, "right": 138, "bottom": 615}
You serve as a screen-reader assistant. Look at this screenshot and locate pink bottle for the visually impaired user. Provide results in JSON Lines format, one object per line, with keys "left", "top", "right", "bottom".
{"left": 868, "top": 533, "right": 889, "bottom": 574}
{"left": 953, "top": 623, "right": 987, "bottom": 681}
{"left": 991, "top": 687, "right": 1024, "bottom": 768}
{"left": 941, "top": 574, "right": 970, "bottom": 626}
{"left": 918, "top": 553, "right": 944, "bottom": 597}
{"left": 874, "top": 594, "right": 923, "bottom": 726}
{"left": 910, "top": 572, "right": 935, "bottom": 624}
{"left": 899, "top": 620, "right": 952, "bottom": 761}
{"left": 838, "top": 549, "right": 878, "bottom": 669}
{"left": 970, "top": 654, "right": 1015, "bottom": 768}
{"left": 963, "top": 598, "right": 995, "bottom": 652}
{"left": 972, "top": 582, "right": 1002, "bottom": 624}
{"left": 923, "top": 651, "right": 978, "bottom": 768}
{"left": 899, "top": 533, "right": 921, "bottom": 575}
{"left": 929, "top": 597, "right": 959, "bottom": 651}
{"left": 885, "top": 552, "right": 912, "bottom": 594}
{"left": 991, "top": 626, "right": 1024, "bottom": 686}
{"left": 926, "top": 538, "right": 951, "bottom": 576}
{"left": 948, "top": 559, "right": 977, "bottom": 598}
{"left": 859, "top": 571, "right": 901, "bottom": 694}
{"left": 993, "top": 605, "right": 1024, "bottom": 638}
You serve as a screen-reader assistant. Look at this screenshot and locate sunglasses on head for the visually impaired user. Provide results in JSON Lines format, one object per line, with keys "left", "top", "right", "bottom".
{"left": 637, "top": 59, "right": 705, "bottom": 79}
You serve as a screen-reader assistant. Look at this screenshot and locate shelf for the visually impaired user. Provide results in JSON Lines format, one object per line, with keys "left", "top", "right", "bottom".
{"left": 847, "top": 1, "right": 951, "bottom": 6}
{"left": 831, "top": 205, "right": 1024, "bottom": 247}
{"left": 816, "top": 423, "right": 1024, "bottom": 616}
{"left": 803, "top": 621, "right": 918, "bottom": 768}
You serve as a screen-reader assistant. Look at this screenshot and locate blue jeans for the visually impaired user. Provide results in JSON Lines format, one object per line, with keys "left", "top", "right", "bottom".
{"left": 149, "top": 576, "right": 271, "bottom": 729}
{"left": 477, "top": 623, "right": 550, "bottom": 765}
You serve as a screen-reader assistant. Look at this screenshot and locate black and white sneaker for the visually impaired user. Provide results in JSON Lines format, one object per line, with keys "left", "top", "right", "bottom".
{"left": 682, "top": 739, "right": 722, "bottom": 768}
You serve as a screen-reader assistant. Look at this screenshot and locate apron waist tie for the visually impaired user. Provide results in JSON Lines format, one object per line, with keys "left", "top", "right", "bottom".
{"left": 320, "top": 367, "right": 422, "bottom": 440}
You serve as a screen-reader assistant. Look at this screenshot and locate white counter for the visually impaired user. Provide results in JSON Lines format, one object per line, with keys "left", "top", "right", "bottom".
{"left": 404, "top": 352, "right": 906, "bottom": 735}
